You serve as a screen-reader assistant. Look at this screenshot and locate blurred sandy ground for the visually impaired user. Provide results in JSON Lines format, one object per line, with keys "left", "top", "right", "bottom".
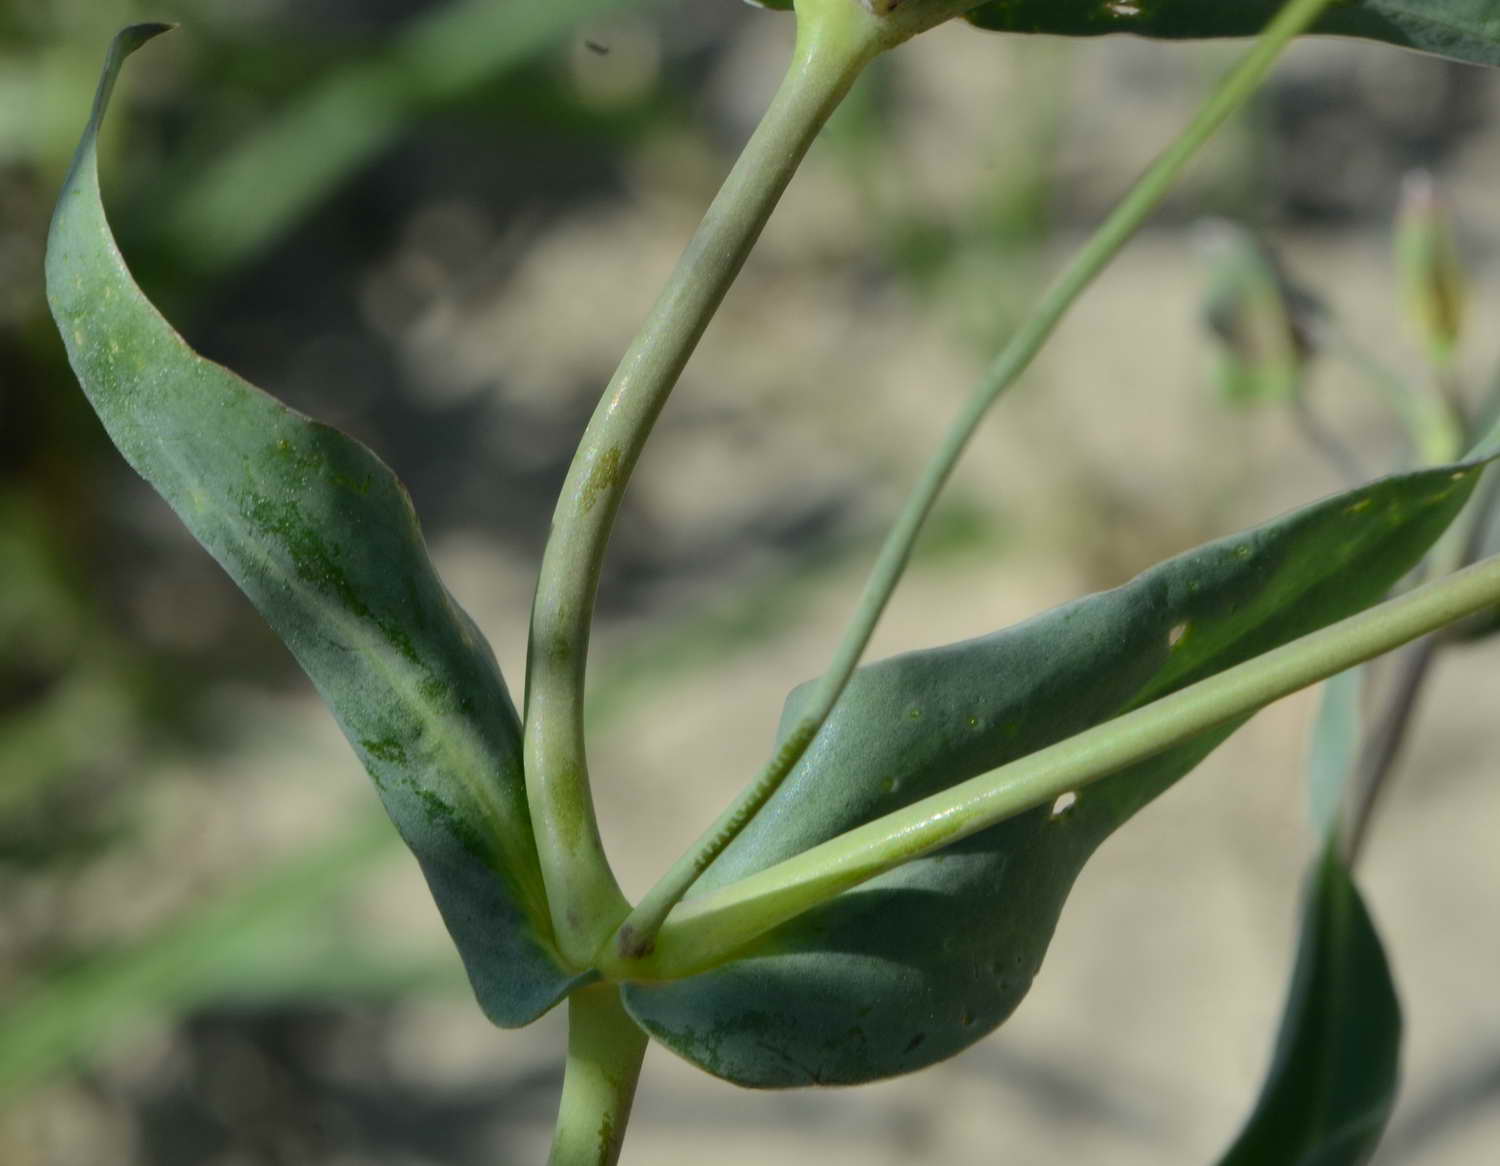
{"left": 3, "top": 3, "right": 1499, "bottom": 1164}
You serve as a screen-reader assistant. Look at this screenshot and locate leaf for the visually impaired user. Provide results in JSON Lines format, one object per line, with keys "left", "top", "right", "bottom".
{"left": 1216, "top": 841, "right": 1401, "bottom": 1165}
{"left": 964, "top": 0, "right": 1500, "bottom": 69}
{"left": 623, "top": 461, "right": 1481, "bottom": 1086}
{"left": 46, "top": 26, "right": 584, "bottom": 1027}
{"left": 1306, "top": 667, "right": 1364, "bottom": 838}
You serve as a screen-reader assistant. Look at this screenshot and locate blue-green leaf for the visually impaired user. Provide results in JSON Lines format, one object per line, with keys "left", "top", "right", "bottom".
{"left": 46, "top": 26, "right": 583, "bottom": 1027}
{"left": 964, "top": 1, "right": 1500, "bottom": 69}
{"left": 748, "top": 1, "right": 1500, "bottom": 69}
{"left": 623, "top": 462, "right": 1480, "bottom": 1086}
{"left": 1217, "top": 841, "right": 1401, "bottom": 1165}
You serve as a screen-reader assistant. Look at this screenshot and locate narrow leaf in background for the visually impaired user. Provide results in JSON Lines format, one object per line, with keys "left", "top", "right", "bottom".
{"left": 46, "top": 25, "right": 583, "bottom": 1028}
{"left": 1217, "top": 842, "right": 1401, "bottom": 1165}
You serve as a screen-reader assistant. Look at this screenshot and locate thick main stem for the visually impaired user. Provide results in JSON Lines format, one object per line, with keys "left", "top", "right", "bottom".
{"left": 523, "top": 5, "right": 884, "bottom": 967}
{"left": 547, "top": 985, "right": 649, "bottom": 1166}
{"left": 613, "top": 0, "right": 1339, "bottom": 962}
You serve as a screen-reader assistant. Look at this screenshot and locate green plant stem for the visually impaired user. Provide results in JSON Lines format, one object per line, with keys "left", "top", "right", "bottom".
{"left": 1317, "top": 319, "right": 1462, "bottom": 465}
{"left": 547, "top": 984, "right": 649, "bottom": 1166}
{"left": 611, "top": 0, "right": 1338, "bottom": 962}
{"left": 1435, "top": 355, "right": 1469, "bottom": 434}
{"left": 602, "top": 549, "right": 1500, "bottom": 982}
{"left": 1338, "top": 421, "right": 1500, "bottom": 862}
{"left": 1341, "top": 636, "right": 1437, "bottom": 865}
{"left": 523, "top": 3, "right": 884, "bottom": 967}
{"left": 1292, "top": 389, "right": 1366, "bottom": 485}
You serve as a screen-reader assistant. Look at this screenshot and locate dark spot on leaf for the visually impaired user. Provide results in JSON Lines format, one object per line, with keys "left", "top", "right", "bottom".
{"left": 362, "top": 736, "right": 407, "bottom": 764}
{"left": 412, "top": 786, "right": 491, "bottom": 863}
{"left": 237, "top": 492, "right": 420, "bottom": 664}
{"left": 903, "top": 1033, "right": 926, "bottom": 1054}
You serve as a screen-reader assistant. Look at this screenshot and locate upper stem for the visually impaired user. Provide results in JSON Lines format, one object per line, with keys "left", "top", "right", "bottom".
{"left": 523, "top": 3, "right": 884, "bottom": 967}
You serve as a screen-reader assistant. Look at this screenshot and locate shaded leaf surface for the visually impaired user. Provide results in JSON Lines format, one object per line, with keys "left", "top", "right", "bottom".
{"left": 624, "top": 463, "right": 1478, "bottom": 1086}
{"left": 1217, "top": 842, "right": 1401, "bottom": 1165}
{"left": 746, "top": 0, "right": 1500, "bottom": 68}
{"left": 965, "top": 0, "right": 1500, "bottom": 68}
{"left": 46, "top": 26, "right": 581, "bottom": 1027}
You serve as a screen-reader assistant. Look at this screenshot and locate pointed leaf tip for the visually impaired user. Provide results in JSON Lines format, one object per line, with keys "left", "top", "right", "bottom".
{"left": 1217, "top": 843, "right": 1401, "bottom": 1164}
{"left": 48, "top": 27, "right": 585, "bottom": 1028}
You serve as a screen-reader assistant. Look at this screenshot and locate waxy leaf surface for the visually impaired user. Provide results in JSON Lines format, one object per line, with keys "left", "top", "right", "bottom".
{"left": 748, "top": 0, "right": 1500, "bottom": 68}
{"left": 47, "top": 26, "right": 582, "bottom": 1027}
{"left": 1217, "top": 843, "right": 1400, "bottom": 1165}
{"left": 966, "top": 0, "right": 1500, "bottom": 67}
{"left": 624, "top": 463, "right": 1479, "bottom": 1085}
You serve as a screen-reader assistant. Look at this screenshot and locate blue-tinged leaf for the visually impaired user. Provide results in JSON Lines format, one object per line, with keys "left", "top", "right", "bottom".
{"left": 747, "top": 0, "right": 1500, "bottom": 69}
{"left": 624, "top": 461, "right": 1481, "bottom": 1085}
{"left": 1217, "top": 842, "right": 1401, "bottom": 1165}
{"left": 46, "top": 26, "right": 584, "bottom": 1027}
{"left": 965, "top": 0, "right": 1500, "bottom": 69}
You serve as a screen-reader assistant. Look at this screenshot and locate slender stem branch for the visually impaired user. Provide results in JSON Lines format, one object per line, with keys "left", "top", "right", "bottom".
{"left": 610, "top": 0, "right": 1339, "bottom": 961}
{"left": 1337, "top": 418, "right": 1500, "bottom": 863}
{"left": 602, "top": 550, "right": 1500, "bottom": 982}
{"left": 1341, "top": 636, "right": 1438, "bottom": 865}
{"left": 547, "top": 985, "right": 649, "bottom": 1166}
{"left": 1317, "top": 318, "right": 1462, "bottom": 466}
{"left": 1292, "top": 389, "right": 1366, "bottom": 486}
{"left": 1434, "top": 355, "right": 1469, "bottom": 435}
{"left": 523, "top": 4, "right": 884, "bottom": 966}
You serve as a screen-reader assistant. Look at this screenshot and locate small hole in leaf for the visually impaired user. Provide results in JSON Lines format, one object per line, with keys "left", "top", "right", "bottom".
{"left": 967, "top": 715, "right": 981, "bottom": 730}
{"left": 1168, "top": 621, "right": 1189, "bottom": 649}
{"left": 1050, "top": 792, "right": 1077, "bottom": 817}
{"left": 881, "top": 776, "right": 901, "bottom": 796}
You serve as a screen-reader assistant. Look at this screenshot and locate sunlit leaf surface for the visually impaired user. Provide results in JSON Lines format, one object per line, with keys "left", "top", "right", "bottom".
{"left": 46, "top": 26, "right": 582, "bottom": 1028}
